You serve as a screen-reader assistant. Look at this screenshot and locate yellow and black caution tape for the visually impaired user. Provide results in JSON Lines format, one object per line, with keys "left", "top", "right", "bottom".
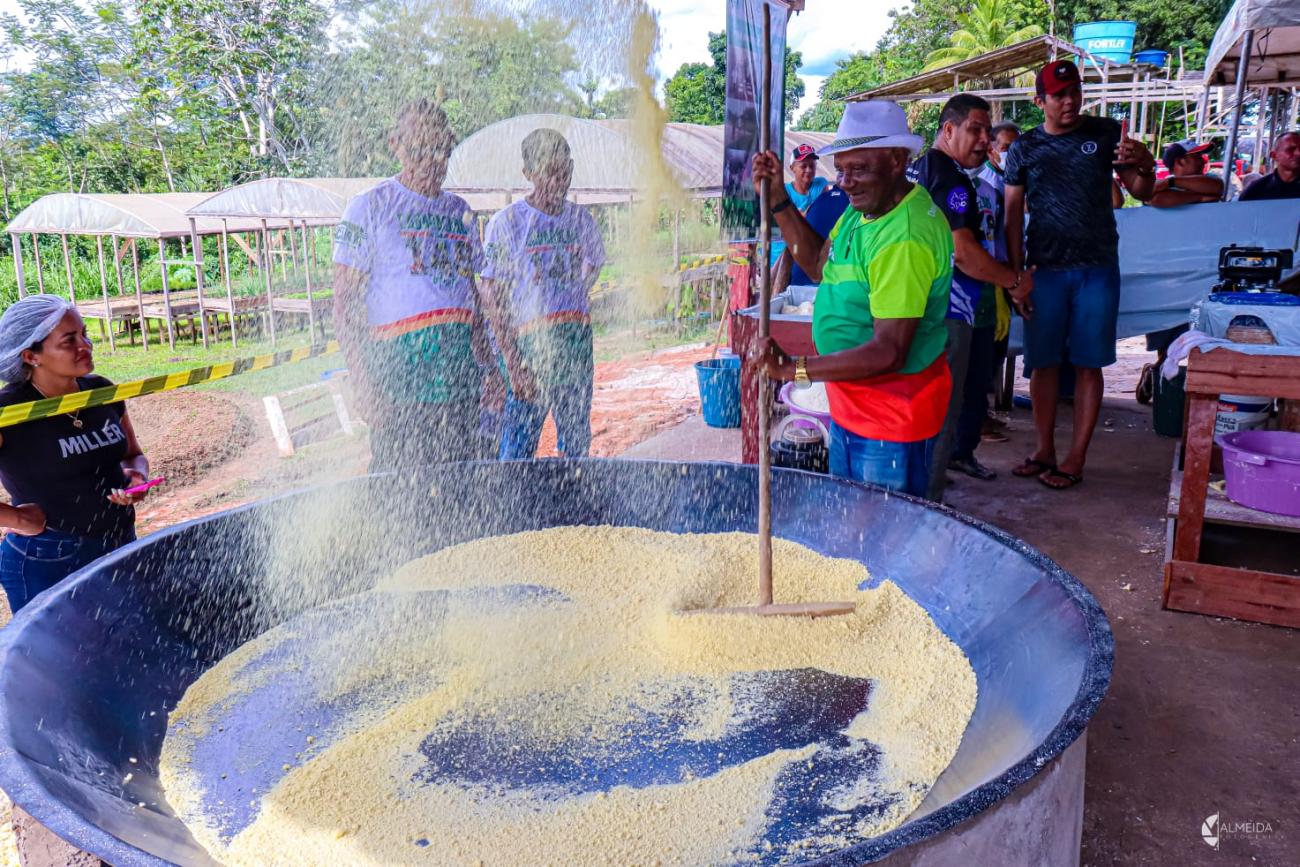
{"left": 0, "top": 340, "right": 339, "bottom": 429}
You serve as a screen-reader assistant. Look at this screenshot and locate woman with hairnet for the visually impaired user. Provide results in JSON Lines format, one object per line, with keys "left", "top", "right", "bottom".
{"left": 0, "top": 295, "right": 150, "bottom": 614}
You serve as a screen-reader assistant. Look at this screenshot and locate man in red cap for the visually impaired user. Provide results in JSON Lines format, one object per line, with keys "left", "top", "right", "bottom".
{"left": 1004, "top": 59, "right": 1155, "bottom": 491}
{"left": 770, "top": 144, "right": 830, "bottom": 269}
{"left": 1150, "top": 139, "right": 1223, "bottom": 208}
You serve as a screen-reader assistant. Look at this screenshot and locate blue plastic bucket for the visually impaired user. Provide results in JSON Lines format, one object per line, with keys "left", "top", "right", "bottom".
{"left": 1134, "top": 49, "right": 1168, "bottom": 67}
{"left": 695, "top": 357, "right": 741, "bottom": 428}
{"left": 1073, "top": 21, "right": 1137, "bottom": 63}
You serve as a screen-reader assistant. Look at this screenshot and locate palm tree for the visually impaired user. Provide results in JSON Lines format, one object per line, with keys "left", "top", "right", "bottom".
{"left": 922, "top": 0, "right": 1045, "bottom": 72}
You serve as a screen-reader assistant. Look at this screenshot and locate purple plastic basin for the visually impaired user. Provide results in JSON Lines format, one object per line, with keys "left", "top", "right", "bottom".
{"left": 1219, "top": 430, "right": 1300, "bottom": 517}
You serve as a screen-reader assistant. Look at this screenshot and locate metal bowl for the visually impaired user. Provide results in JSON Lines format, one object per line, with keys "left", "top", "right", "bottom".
{"left": 0, "top": 460, "right": 1112, "bottom": 865}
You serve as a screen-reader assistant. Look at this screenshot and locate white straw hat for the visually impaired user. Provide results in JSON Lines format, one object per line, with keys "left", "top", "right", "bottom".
{"left": 818, "top": 101, "right": 923, "bottom": 157}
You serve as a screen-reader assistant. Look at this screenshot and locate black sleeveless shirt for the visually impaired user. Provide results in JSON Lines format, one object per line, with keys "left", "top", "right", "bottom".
{"left": 0, "top": 375, "right": 134, "bottom": 539}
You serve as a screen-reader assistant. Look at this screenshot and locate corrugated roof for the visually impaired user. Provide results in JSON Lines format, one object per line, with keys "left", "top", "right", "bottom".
{"left": 844, "top": 35, "right": 1142, "bottom": 101}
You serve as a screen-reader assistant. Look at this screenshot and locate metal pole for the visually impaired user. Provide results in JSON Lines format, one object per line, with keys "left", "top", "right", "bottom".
{"left": 189, "top": 218, "right": 210, "bottom": 348}
{"left": 260, "top": 219, "right": 278, "bottom": 345}
{"left": 95, "top": 236, "right": 115, "bottom": 351}
{"left": 1265, "top": 89, "right": 1281, "bottom": 172}
{"left": 757, "top": 0, "right": 774, "bottom": 607}
{"left": 10, "top": 234, "right": 25, "bottom": 297}
{"left": 129, "top": 238, "right": 148, "bottom": 350}
{"left": 1221, "top": 29, "right": 1254, "bottom": 201}
{"left": 31, "top": 236, "right": 44, "bottom": 293}
{"left": 1195, "top": 87, "right": 1211, "bottom": 142}
{"left": 221, "top": 220, "right": 238, "bottom": 349}
{"left": 60, "top": 234, "right": 76, "bottom": 304}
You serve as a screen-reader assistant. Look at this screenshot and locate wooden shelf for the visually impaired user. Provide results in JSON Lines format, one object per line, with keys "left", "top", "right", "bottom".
{"left": 1167, "top": 467, "right": 1300, "bottom": 533}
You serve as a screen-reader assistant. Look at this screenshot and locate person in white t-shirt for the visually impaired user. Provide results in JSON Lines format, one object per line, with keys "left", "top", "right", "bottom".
{"left": 333, "top": 100, "right": 503, "bottom": 470}
{"left": 479, "top": 129, "right": 606, "bottom": 458}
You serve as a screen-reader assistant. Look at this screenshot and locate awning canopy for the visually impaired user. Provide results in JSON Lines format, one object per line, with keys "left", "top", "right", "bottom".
{"left": 1205, "top": 0, "right": 1300, "bottom": 86}
{"left": 445, "top": 113, "right": 835, "bottom": 201}
{"left": 845, "top": 35, "right": 1149, "bottom": 102}
{"left": 187, "top": 177, "right": 510, "bottom": 220}
{"left": 4, "top": 192, "right": 308, "bottom": 238}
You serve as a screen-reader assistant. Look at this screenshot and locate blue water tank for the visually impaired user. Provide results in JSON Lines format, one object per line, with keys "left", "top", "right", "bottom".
{"left": 1073, "top": 20, "right": 1137, "bottom": 64}
{"left": 1134, "top": 49, "right": 1169, "bottom": 67}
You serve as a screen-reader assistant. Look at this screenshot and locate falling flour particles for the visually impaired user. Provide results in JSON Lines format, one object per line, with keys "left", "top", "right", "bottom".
{"left": 160, "top": 527, "right": 977, "bottom": 866}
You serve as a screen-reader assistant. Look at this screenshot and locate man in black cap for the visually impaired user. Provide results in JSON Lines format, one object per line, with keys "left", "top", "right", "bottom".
{"left": 1150, "top": 139, "right": 1223, "bottom": 208}
{"left": 1240, "top": 131, "right": 1300, "bottom": 201}
{"left": 1004, "top": 59, "right": 1155, "bottom": 491}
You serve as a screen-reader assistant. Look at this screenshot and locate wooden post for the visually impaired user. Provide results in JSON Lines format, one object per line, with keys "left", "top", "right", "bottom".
{"left": 260, "top": 219, "right": 278, "bottom": 345}
{"left": 128, "top": 238, "right": 148, "bottom": 349}
{"left": 110, "top": 236, "right": 137, "bottom": 348}
{"left": 189, "top": 219, "right": 210, "bottom": 348}
{"left": 756, "top": 0, "right": 773, "bottom": 607}
{"left": 10, "top": 234, "right": 25, "bottom": 297}
{"left": 300, "top": 221, "right": 318, "bottom": 343}
{"left": 157, "top": 238, "right": 177, "bottom": 349}
{"left": 286, "top": 219, "right": 300, "bottom": 281}
{"left": 31, "top": 235, "right": 45, "bottom": 293}
{"left": 221, "top": 220, "right": 238, "bottom": 349}
{"left": 95, "top": 236, "right": 115, "bottom": 351}
{"left": 60, "top": 234, "right": 76, "bottom": 304}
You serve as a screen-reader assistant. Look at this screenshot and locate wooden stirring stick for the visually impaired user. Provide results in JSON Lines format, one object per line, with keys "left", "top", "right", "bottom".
{"left": 688, "top": 3, "right": 853, "bottom": 619}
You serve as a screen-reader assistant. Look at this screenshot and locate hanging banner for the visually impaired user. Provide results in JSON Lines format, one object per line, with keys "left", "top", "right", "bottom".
{"left": 721, "top": 0, "right": 800, "bottom": 242}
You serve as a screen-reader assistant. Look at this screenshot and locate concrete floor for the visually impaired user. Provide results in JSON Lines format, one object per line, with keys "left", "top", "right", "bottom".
{"left": 626, "top": 397, "right": 1299, "bottom": 867}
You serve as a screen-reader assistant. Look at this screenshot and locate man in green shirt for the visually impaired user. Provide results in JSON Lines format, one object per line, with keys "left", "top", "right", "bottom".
{"left": 753, "top": 101, "right": 953, "bottom": 497}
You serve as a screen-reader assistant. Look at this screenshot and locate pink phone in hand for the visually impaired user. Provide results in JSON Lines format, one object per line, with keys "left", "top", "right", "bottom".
{"left": 122, "top": 477, "right": 165, "bottom": 496}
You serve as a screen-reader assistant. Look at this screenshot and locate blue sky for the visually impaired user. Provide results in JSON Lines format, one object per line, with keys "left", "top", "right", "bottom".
{"left": 649, "top": 0, "right": 897, "bottom": 114}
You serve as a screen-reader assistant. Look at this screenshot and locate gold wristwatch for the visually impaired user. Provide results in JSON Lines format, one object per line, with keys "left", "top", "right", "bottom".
{"left": 794, "top": 356, "right": 811, "bottom": 385}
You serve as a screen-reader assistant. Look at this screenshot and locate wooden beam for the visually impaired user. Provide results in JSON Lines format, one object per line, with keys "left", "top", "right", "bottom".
{"left": 158, "top": 238, "right": 177, "bottom": 349}
{"left": 10, "top": 234, "right": 25, "bottom": 297}
{"left": 95, "top": 235, "right": 115, "bottom": 351}
{"left": 1165, "top": 560, "right": 1300, "bottom": 629}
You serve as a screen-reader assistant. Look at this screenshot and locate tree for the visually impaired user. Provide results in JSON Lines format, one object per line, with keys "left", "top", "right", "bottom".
{"left": 664, "top": 30, "right": 805, "bottom": 126}
{"left": 1051, "top": 0, "right": 1232, "bottom": 69}
{"left": 134, "top": 0, "right": 329, "bottom": 172}
{"left": 312, "top": 6, "right": 588, "bottom": 176}
{"left": 923, "top": 0, "right": 1044, "bottom": 71}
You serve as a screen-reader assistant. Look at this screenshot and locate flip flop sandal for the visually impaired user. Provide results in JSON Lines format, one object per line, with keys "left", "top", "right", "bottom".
{"left": 1038, "top": 468, "right": 1084, "bottom": 490}
{"left": 1012, "top": 457, "right": 1055, "bottom": 478}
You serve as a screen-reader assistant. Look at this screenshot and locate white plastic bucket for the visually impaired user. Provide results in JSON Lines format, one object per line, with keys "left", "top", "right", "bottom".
{"left": 1214, "top": 394, "right": 1271, "bottom": 435}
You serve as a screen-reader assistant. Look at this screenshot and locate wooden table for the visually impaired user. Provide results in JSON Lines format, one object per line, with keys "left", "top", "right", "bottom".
{"left": 1164, "top": 348, "right": 1300, "bottom": 628}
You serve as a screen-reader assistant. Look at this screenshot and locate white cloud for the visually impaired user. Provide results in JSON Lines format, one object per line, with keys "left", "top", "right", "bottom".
{"left": 648, "top": 0, "right": 894, "bottom": 109}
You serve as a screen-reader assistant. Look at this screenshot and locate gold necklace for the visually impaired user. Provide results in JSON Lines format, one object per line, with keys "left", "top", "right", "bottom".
{"left": 30, "top": 380, "right": 83, "bottom": 429}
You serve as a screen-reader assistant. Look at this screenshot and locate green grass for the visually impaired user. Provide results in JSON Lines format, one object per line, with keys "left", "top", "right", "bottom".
{"left": 89, "top": 331, "right": 342, "bottom": 399}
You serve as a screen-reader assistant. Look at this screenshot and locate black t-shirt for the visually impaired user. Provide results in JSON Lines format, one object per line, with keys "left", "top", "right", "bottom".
{"left": 0, "top": 375, "right": 134, "bottom": 539}
{"left": 908, "top": 147, "right": 984, "bottom": 323}
{"left": 791, "top": 185, "right": 850, "bottom": 286}
{"left": 1239, "top": 171, "right": 1300, "bottom": 201}
{"left": 1004, "top": 115, "right": 1123, "bottom": 269}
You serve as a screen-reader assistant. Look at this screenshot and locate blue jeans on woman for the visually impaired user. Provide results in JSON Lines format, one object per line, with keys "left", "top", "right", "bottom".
{"left": 829, "top": 422, "right": 935, "bottom": 498}
{"left": 0, "top": 527, "right": 134, "bottom": 614}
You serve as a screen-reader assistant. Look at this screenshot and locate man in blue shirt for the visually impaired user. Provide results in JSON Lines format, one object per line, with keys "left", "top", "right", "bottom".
{"left": 770, "top": 144, "right": 829, "bottom": 267}
{"left": 773, "top": 183, "right": 849, "bottom": 292}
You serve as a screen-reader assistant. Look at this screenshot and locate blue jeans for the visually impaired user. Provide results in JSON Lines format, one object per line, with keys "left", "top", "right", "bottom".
{"left": 829, "top": 423, "right": 935, "bottom": 498}
{"left": 1023, "top": 264, "right": 1121, "bottom": 370}
{"left": 0, "top": 527, "right": 134, "bottom": 614}
{"left": 499, "top": 378, "right": 594, "bottom": 459}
